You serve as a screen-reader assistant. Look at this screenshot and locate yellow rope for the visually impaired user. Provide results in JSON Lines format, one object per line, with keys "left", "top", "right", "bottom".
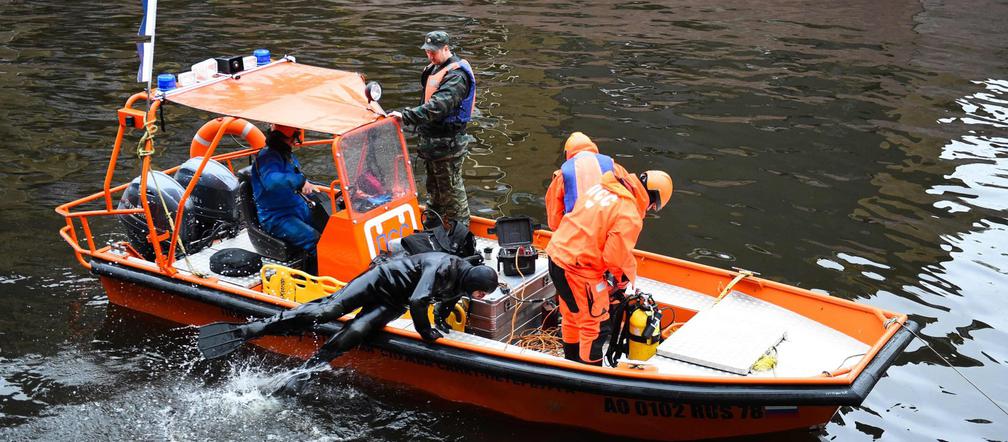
{"left": 715, "top": 268, "right": 757, "bottom": 303}
{"left": 135, "top": 118, "right": 159, "bottom": 157}
{"left": 750, "top": 334, "right": 786, "bottom": 374}
{"left": 750, "top": 349, "right": 778, "bottom": 372}
{"left": 149, "top": 162, "right": 202, "bottom": 277}
{"left": 135, "top": 116, "right": 202, "bottom": 277}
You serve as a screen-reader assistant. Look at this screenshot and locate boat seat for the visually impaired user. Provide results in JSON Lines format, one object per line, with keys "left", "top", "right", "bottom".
{"left": 236, "top": 166, "right": 303, "bottom": 263}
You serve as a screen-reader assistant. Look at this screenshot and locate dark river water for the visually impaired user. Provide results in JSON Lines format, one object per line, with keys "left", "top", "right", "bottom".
{"left": 1, "top": 1, "right": 1007, "bottom": 440}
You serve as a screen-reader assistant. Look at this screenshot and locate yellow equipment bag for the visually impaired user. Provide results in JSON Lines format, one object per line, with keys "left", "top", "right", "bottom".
{"left": 260, "top": 264, "right": 346, "bottom": 303}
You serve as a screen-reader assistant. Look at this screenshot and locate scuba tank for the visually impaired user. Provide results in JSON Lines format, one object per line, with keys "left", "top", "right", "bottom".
{"left": 606, "top": 291, "right": 664, "bottom": 366}
{"left": 627, "top": 303, "right": 662, "bottom": 360}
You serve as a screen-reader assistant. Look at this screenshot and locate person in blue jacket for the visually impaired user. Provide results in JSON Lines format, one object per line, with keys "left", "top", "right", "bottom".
{"left": 252, "top": 124, "right": 322, "bottom": 271}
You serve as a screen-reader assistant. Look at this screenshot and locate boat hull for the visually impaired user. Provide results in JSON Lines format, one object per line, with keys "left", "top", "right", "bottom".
{"left": 94, "top": 260, "right": 914, "bottom": 441}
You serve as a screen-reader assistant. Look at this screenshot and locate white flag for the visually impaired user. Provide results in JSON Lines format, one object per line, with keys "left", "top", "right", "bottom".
{"left": 136, "top": 0, "right": 158, "bottom": 83}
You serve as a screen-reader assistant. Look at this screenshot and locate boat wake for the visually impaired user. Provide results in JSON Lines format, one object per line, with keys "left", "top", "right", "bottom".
{"left": 0, "top": 337, "right": 360, "bottom": 440}
{"left": 258, "top": 363, "right": 333, "bottom": 397}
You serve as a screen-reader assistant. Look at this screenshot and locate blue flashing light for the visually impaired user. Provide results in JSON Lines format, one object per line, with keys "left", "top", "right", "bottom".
{"left": 253, "top": 49, "right": 271, "bottom": 66}
{"left": 157, "top": 73, "right": 176, "bottom": 91}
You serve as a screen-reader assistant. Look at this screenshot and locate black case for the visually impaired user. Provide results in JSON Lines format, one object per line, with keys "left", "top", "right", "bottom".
{"left": 216, "top": 56, "right": 245, "bottom": 75}
{"left": 498, "top": 247, "right": 536, "bottom": 276}
{"left": 492, "top": 216, "right": 537, "bottom": 276}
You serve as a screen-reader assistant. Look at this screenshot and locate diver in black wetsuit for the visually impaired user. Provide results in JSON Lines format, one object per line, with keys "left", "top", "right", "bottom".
{"left": 197, "top": 252, "right": 498, "bottom": 392}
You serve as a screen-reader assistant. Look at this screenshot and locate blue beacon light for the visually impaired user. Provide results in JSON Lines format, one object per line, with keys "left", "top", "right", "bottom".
{"left": 253, "top": 49, "right": 271, "bottom": 66}
{"left": 157, "top": 73, "right": 176, "bottom": 91}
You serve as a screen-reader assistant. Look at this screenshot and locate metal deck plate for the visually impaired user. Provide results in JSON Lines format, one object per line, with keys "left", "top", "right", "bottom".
{"left": 636, "top": 276, "right": 716, "bottom": 311}
{"left": 657, "top": 291, "right": 787, "bottom": 375}
{"left": 655, "top": 291, "right": 870, "bottom": 377}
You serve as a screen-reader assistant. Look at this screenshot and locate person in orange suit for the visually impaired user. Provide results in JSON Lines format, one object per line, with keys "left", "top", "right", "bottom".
{"left": 545, "top": 132, "right": 638, "bottom": 231}
{"left": 545, "top": 134, "right": 673, "bottom": 365}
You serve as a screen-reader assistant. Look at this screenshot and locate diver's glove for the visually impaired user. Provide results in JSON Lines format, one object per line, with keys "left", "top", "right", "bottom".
{"left": 432, "top": 302, "right": 453, "bottom": 334}
{"left": 434, "top": 314, "right": 452, "bottom": 334}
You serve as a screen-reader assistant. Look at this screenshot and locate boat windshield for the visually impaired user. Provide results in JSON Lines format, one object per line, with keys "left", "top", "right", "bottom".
{"left": 338, "top": 118, "right": 412, "bottom": 215}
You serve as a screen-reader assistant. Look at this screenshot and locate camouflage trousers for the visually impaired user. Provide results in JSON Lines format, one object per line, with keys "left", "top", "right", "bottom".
{"left": 423, "top": 154, "right": 470, "bottom": 224}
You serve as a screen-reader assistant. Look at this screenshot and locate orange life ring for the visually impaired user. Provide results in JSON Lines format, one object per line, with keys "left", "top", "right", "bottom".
{"left": 189, "top": 117, "right": 266, "bottom": 158}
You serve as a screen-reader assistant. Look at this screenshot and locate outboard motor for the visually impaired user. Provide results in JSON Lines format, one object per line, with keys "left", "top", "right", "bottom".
{"left": 117, "top": 171, "right": 197, "bottom": 260}
{"left": 174, "top": 157, "right": 241, "bottom": 250}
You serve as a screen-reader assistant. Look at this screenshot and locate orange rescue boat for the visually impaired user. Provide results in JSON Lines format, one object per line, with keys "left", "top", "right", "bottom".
{"left": 56, "top": 56, "right": 917, "bottom": 441}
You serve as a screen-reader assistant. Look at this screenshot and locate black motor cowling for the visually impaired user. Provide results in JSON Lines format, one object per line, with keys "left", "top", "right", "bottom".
{"left": 174, "top": 157, "right": 240, "bottom": 249}
{"left": 117, "top": 171, "right": 197, "bottom": 260}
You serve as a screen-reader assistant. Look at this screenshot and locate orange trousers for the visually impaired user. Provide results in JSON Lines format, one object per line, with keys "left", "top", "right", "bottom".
{"left": 548, "top": 258, "right": 612, "bottom": 365}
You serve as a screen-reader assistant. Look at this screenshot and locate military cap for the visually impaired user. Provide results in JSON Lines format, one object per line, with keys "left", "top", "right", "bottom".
{"left": 420, "top": 31, "right": 451, "bottom": 51}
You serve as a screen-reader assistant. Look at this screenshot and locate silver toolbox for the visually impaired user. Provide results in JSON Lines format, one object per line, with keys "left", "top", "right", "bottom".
{"left": 467, "top": 283, "right": 557, "bottom": 341}
{"left": 466, "top": 241, "right": 556, "bottom": 341}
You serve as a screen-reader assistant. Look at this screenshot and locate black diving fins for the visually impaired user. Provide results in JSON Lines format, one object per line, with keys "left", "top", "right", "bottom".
{"left": 197, "top": 322, "right": 251, "bottom": 360}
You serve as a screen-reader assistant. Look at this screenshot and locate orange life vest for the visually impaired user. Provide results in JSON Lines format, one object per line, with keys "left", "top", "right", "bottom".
{"left": 423, "top": 59, "right": 476, "bottom": 121}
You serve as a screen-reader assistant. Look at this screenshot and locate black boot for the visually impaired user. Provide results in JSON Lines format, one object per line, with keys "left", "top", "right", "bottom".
{"left": 238, "top": 310, "right": 314, "bottom": 339}
{"left": 562, "top": 343, "right": 580, "bottom": 362}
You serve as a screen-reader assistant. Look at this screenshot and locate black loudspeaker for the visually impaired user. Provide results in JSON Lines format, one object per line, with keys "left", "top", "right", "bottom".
{"left": 216, "top": 56, "right": 244, "bottom": 75}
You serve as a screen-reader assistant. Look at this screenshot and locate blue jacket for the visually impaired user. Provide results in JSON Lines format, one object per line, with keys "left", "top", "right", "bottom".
{"left": 252, "top": 147, "right": 309, "bottom": 229}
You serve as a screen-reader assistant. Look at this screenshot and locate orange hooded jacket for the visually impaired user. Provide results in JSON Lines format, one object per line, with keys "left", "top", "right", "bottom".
{"left": 545, "top": 170, "right": 650, "bottom": 284}
{"left": 545, "top": 134, "right": 636, "bottom": 231}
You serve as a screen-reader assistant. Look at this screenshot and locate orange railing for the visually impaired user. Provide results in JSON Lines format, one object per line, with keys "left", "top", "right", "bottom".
{"left": 56, "top": 93, "right": 338, "bottom": 275}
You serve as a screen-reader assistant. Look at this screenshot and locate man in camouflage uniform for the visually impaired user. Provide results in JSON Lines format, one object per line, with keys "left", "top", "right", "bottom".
{"left": 390, "top": 31, "right": 476, "bottom": 226}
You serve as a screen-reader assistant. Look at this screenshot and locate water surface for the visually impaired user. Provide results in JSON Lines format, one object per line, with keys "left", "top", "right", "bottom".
{"left": 1, "top": 1, "right": 1007, "bottom": 440}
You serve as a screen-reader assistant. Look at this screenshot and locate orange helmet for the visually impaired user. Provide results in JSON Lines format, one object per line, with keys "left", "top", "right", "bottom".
{"left": 641, "top": 170, "right": 673, "bottom": 211}
{"left": 271, "top": 124, "right": 298, "bottom": 138}
{"left": 269, "top": 124, "right": 302, "bottom": 145}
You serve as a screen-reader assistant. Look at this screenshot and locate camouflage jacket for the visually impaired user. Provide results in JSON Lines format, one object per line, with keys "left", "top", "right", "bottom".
{"left": 401, "top": 55, "right": 472, "bottom": 149}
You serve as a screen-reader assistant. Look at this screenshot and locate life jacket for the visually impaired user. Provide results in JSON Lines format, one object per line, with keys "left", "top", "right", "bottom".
{"left": 561, "top": 151, "right": 615, "bottom": 213}
{"left": 423, "top": 59, "right": 476, "bottom": 124}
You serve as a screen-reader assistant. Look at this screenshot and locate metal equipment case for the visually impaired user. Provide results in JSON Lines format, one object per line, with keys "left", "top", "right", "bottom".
{"left": 491, "top": 216, "right": 537, "bottom": 277}
{"left": 467, "top": 237, "right": 556, "bottom": 341}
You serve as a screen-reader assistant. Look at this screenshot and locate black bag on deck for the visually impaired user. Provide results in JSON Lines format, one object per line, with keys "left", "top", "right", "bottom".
{"left": 209, "top": 248, "right": 263, "bottom": 277}
{"left": 399, "top": 210, "right": 476, "bottom": 258}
